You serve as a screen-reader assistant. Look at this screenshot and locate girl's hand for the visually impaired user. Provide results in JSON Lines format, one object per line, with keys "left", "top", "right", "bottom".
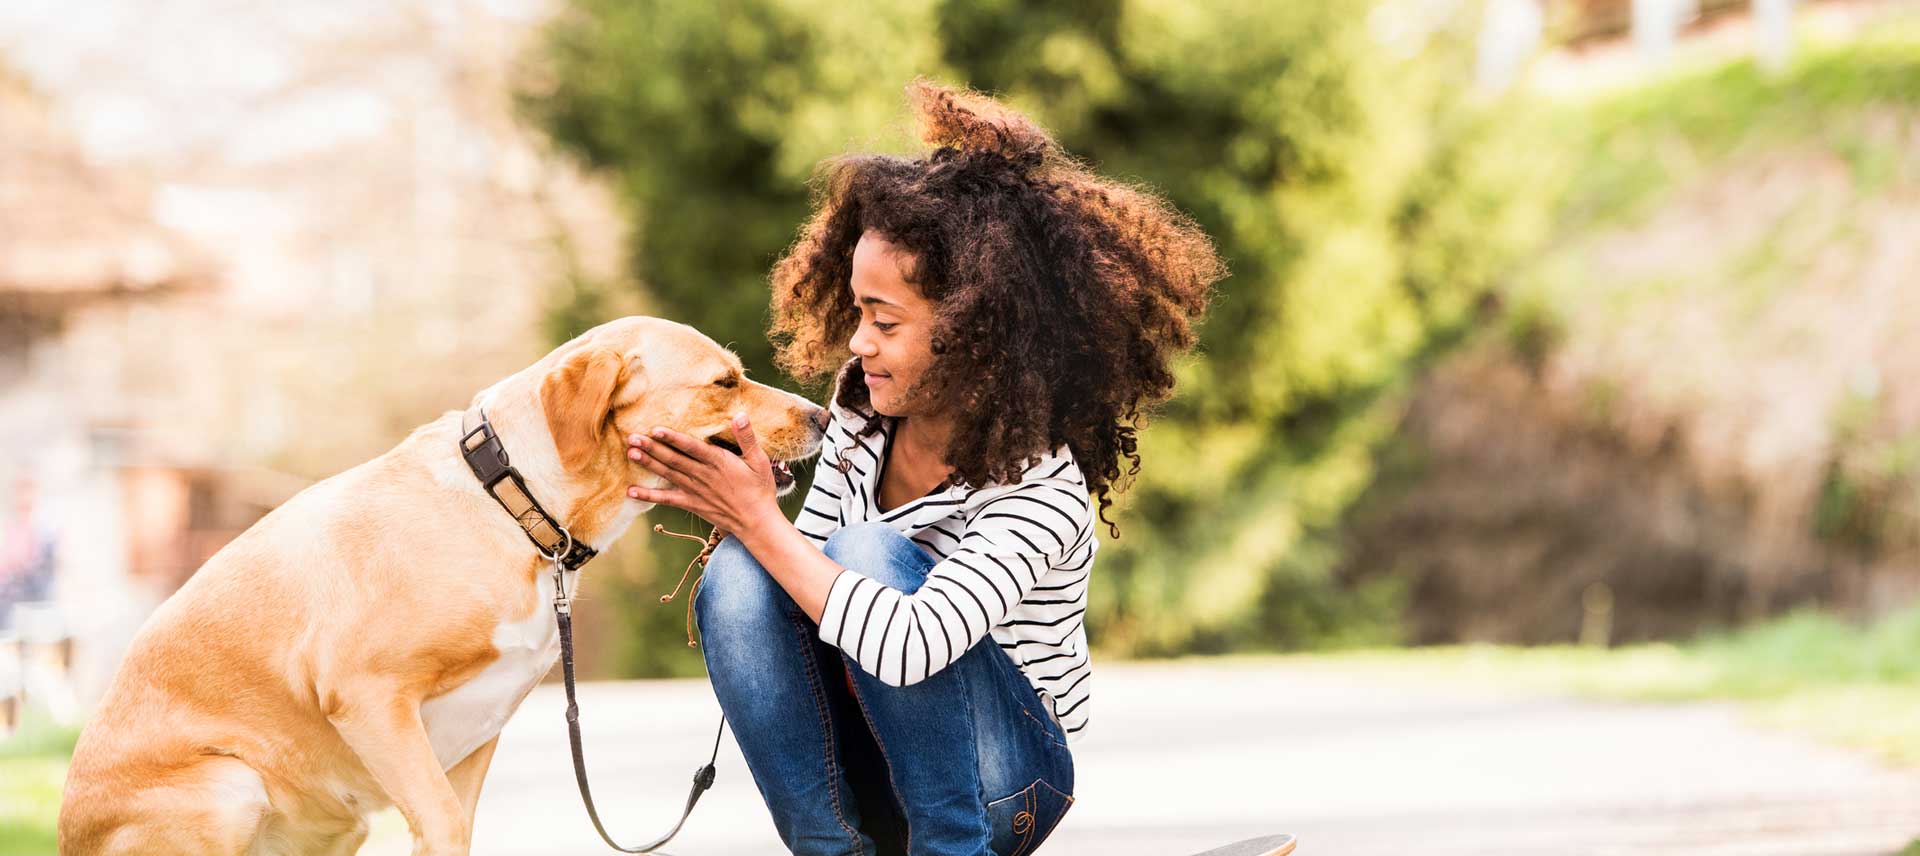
{"left": 626, "top": 414, "right": 782, "bottom": 537}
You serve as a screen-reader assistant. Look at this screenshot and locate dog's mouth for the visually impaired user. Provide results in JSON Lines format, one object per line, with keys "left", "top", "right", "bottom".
{"left": 706, "top": 435, "right": 795, "bottom": 490}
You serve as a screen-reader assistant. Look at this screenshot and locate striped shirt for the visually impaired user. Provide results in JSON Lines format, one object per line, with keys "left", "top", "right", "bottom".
{"left": 798, "top": 376, "right": 1097, "bottom": 743}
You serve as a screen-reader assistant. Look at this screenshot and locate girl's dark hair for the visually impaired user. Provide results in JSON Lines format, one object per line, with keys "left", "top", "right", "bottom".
{"left": 769, "top": 78, "right": 1224, "bottom": 537}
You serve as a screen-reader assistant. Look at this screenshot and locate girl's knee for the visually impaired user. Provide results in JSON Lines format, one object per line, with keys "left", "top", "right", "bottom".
{"left": 706, "top": 534, "right": 755, "bottom": 573}
{"left": 822, "top": 523, "right": 929, "bottom": 593}
{"left": 695, "top": 536, "right": 784, "bottom": 623}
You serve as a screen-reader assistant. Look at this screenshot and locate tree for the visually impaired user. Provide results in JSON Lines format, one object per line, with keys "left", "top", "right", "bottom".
{"left": 520, "top": 0, "right": 1550, "bottom": 670}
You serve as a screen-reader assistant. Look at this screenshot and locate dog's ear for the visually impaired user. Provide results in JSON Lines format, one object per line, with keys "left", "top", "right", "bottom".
{"left": 542, "top": 346, "right": 630, "bottom": 472}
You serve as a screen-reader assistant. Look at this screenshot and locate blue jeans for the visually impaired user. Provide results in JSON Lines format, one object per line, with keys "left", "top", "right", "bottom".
{"left": 694, "top": 522, "right": 1076, "bottom": 856}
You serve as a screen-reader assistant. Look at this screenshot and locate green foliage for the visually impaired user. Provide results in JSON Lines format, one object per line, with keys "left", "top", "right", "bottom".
{"left": 1536, "top": 33, "right": 1920, "bottom": 236}
{"left": 935, "top": 0, "right": 1554, "bottom": 654}
{"left": 522, "top": 0, "right": 1555, "bottom": 669}
{"left": 520, "top": 0, "right": 943, "bottom": 374}
{"left": 520, "top": 0, "right": 949, "bottom": 675}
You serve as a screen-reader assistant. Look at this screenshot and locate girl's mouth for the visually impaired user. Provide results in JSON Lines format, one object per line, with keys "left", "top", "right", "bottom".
{"left": 864, "top": 372, "right": 890, "bottom": 386}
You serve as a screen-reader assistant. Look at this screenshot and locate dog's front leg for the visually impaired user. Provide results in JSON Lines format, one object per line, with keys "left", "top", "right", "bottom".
{"left": 445, "top": 736, "right": 500, "bottom": 829}
{"left": 327, "top": 689, "right": 469, "bottom": 856}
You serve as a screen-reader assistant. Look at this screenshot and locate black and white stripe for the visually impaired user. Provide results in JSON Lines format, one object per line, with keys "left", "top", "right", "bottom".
{"left": 797, "top": 387, "right": 1096, "bottom": 743}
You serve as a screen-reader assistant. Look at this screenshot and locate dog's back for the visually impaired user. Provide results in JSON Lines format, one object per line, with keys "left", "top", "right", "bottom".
{"left": 58, "top": 468, "right": 393, "bottom": 855}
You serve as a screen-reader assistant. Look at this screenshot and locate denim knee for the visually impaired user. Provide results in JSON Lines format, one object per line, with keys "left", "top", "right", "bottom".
{"left": 695, "top": 535, "right": 791, "bottom": 625}
{"left": 822, "top": 523, "right": 931, "bottom": 594}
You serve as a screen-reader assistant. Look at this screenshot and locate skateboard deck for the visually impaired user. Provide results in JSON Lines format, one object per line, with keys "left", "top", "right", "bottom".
{"left": 1186, "top": 832, "right": 1297, "bottom": 856}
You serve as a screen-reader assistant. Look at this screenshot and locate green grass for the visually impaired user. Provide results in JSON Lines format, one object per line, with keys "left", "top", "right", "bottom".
{"left": 1245, "top": 605, "right": 1920, "bottom": 766}
{"left": 0, "top": 757, "right": 65, "bottom": 856}
{"left": 0, "top": 708, "right": 78, "bottom": 856}
{"left": 0, "top": 708, "right": 79, "bottom": 760}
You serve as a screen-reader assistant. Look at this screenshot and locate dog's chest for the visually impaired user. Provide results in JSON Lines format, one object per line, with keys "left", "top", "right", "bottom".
{"left": 419, "top": 574, "right": 562, "bottom": 770}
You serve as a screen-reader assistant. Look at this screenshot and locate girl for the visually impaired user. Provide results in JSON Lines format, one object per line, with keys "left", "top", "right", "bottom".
{"left": 624, "top": 79, "right": 1222, "bottom": 855}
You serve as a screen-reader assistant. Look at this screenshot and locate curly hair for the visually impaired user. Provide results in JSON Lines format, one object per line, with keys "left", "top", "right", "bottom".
{"left": 768, "top": 78, "right": 1224, "bottom": 537}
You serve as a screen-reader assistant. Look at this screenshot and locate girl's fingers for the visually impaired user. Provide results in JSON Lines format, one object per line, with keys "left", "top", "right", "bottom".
{"left": 633, "top": 433, "right": 701, "bottom": 476}
{"left": 730, "top": 414, "right": 773, "bottom": 474}
{"left": 651, "top": 427, "right": 723, "bottom": 467}
{"left": 630, "top": 456, "right": 690, "bottom": 492}
{"left": 629, "top": 484, "right": 695, "bottom": 508}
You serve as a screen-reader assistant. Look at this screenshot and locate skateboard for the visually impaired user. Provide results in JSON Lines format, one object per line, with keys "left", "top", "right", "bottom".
{"left": 1187, "top": 833, "right": 1297, "bottom": 856}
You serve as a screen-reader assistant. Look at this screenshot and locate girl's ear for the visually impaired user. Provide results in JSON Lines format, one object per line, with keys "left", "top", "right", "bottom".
{"left": 541, "top": 347, "right": 631, "bottom": 471}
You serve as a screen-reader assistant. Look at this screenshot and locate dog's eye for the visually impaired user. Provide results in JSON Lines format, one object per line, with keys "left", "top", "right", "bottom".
{"left": 712, "top": 376, "right": 739, "bottom": 389}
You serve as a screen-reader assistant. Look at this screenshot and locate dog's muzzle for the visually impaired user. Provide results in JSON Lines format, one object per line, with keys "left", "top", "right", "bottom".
{"left": 707, "top": 436, "right": 797, "bottom": 491}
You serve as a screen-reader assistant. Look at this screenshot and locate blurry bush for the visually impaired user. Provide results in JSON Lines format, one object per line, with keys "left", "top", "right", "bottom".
{"left": 517, "top": 0, "right": 945, "bottom": 677}
{"left": 934, "top": 0, "right": 1555, "bottom": 655}
{"left": 517, "top": 0, "right": 1554, "bottom": 672}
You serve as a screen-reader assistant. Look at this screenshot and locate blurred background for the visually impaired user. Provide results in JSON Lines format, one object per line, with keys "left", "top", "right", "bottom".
{"left": 3, "top": 0, "right": 1920, "bottom": 853}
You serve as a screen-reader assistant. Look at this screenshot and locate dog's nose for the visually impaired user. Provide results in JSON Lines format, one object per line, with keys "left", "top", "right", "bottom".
{"left": 809, "top": 407, "right": 830, "bottom": 432}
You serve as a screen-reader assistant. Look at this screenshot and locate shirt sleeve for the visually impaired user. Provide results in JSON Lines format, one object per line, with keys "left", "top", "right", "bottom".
{"left": 816, "top": 468, "right": 1090, "bottom": 687}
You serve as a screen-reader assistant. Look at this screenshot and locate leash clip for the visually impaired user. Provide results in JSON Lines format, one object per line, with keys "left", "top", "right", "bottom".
{"left": 542, "top": 529, "right": 577, "bottom": 614}
{"left": 552, "top": 561, "right": 573, "bottom": 615}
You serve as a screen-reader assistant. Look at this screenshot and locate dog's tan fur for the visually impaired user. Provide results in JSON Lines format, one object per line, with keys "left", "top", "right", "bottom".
{"left": 58, "top": 317, "right": 824, "bottom": 855}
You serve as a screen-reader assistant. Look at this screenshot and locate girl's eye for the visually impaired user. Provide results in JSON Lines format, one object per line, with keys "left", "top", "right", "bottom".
{"left": 873, "top": 321, "right": 897, "bottom": 333}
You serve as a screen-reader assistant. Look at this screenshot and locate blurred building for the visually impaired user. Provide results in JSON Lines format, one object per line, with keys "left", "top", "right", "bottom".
{"left": 0, "top": 0, "right": 630, "bottom": 714}
{"left": 0, "top": 66, "right": 244, "bottom": 721}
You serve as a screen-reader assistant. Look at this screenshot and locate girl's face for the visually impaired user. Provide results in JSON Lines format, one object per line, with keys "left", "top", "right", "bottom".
{"left": 847, "top": 230, "right": 940, "bottom": 418}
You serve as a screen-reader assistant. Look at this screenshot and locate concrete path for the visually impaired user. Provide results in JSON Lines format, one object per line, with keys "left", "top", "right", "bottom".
{"left": 361, "top": 658, "right": 1920, "bottom": 855}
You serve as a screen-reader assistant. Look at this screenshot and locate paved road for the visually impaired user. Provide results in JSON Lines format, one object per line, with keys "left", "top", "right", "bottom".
{"left": 362, "top": 658, "right": 1920, "bottom": 855}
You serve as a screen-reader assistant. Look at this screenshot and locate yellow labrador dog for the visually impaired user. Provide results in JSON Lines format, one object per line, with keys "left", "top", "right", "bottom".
{"left": 59, "top": 316, "right": 824, "bottom": 855}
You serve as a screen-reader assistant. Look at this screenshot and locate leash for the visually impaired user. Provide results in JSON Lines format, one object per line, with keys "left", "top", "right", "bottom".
{"left": 461, "top": 408, "right": 726, "bottom": 853}
{"left": 553, "top": 547, "right": 725, "bottom": 853}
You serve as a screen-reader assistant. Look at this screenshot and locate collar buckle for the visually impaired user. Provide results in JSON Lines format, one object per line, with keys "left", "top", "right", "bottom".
{"left": 460, "top": 419, "right": 513, "bottom": 488}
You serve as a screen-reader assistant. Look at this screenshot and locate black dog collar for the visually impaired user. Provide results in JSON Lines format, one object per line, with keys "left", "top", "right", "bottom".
{"left": 460, "top": 407, "right": 598, "bottom": 573}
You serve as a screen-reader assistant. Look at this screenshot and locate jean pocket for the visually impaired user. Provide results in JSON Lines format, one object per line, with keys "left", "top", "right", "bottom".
{"left": 986, "top": 777, "right": 1073, "bottom": 856}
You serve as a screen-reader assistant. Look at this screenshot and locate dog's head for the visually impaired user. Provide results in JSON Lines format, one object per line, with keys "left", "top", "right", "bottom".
{"left": 537, "top": 317, "right": 826, "bottom": 496}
